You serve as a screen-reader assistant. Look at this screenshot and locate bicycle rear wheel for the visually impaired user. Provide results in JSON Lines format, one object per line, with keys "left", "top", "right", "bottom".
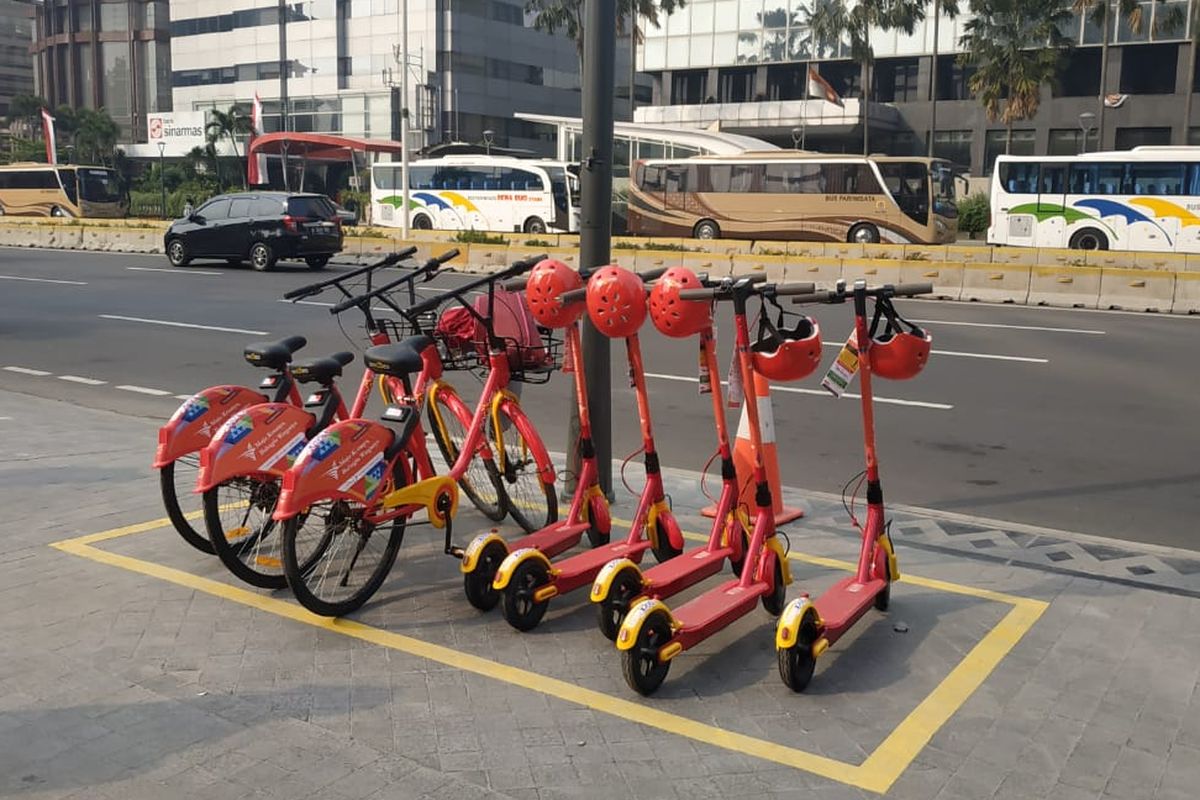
{"left": 281, "top": 461, "right": 408, "bottom": 617}
{"left": 492, "top": 402, "right": 557, "bottom": 533}
{"left": 204, "top": 477, "right": 287, "bottom": 589}
{"left": 427, "top": 387, "right": 506, "bottom": 521}
{"left": 160, "top": 456, "right": 214, "bottom": 554}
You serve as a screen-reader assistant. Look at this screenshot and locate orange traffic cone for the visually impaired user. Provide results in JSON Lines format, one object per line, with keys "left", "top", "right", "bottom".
{"left": 702, "top": 370, "right": 804, "bottom": 525}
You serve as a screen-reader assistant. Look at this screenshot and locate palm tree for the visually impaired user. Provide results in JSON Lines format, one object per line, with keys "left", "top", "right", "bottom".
{"left": 5, "top": 94, "right": 48, "bottom": 139}
{"left": 74, "top": 108, "right": 120, "bottom": 165}
{"left": 205, "top": 106, "right": 252, "bottom": 189}
{"left": 805, "top": 0, "right": 925, "bottom": 155}
{"left": 959, "top": 0, "right": 1073, "bottom": 154}
{"left": 927, "top": 0, "right": 961, "bottom": 158}
{"left": 1072, "top": 0, "right": 1149, "bottom": 149}
{"left": 524, "top": 0, "right": 686, "bottom": 67}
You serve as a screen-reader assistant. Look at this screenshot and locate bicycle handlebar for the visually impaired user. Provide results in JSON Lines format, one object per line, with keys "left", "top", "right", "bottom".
{"left": 788, "top": 281, "right": 933, "bottom": 304}
{"left": 677, "top": 278, "right": 813, "bottom": 301}
{"left": 327, "top": 249, "right": 459, "bottom": 315}
{"left": 404, "top": 253, "right": 547, "bottom": 316}
{"left": 282, "top": 247, "right": 418, "bottom": 300}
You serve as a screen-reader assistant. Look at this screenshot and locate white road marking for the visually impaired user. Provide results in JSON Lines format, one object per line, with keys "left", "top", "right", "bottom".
{"left": 58, "top": 375, "right": 106, "bottom": 385}
{"left": 116, "top": 384, "right": 172, "bottom": 396}
{"left": 818, "top": 341, "right": 1047, "bottom": 364}
{"left": 174, "top": 394, "right": 193, "bottom": 400}
{"left": 127, "top": 266, "right": 222, "bottom": 276}
{"left": 3, "top": 366, "right": 51, "bottom": 376}
{"left": 908, "top": 318, "right": 1106, "bottom": 335}
{"left": 0, "top": 416, "right": 11, "bottom": 421}
{"left": 644, "top": 372, "right": 954, "bottom": 410}
{"left": 0, "top": 274, "right": 87, "bottom": 285}
{"left": 98, "top": 314, "right": 269, "bottom": 336}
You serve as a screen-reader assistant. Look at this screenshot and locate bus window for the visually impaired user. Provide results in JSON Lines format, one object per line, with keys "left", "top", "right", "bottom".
{"left": 1068, "top": 164, "right": 1096, "bottom": 194}
{"left": 1039, "top": 165, "right": 1066, "bottom": 195}
{"left": 1129, "top": 163, "right": 1184, "bottom": 195}
{"left": 57, "top": 168, "right": 78, "bottom": 204}
{"left": 373, "top": 166, "right": 398, "bottom": 190}
{"left": 1097, "top": 164, "right": 1124, "bottom": 194}
{"left": 408, "top": 166, "right": 436, "bottom": 189}
{"left": 998, "top": 162, "right": 1039, "bottom": 194}
{"left": 729, "top": 164, "right": 758, "bottom": 193}
{"left": 665, "top": 166, "right": 689, "bottom": 193}
{"left": 639, "top": 165, "right": 664, "bottom": 192}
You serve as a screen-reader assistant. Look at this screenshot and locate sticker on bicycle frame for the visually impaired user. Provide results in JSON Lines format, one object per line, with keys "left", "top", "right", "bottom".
{"left": 726, "top": 347, "right": 743, "bottom": 408}
{"left": 821, "top": 331, "right": 860, "bottom": 397}
{"left": 698, "top": 332, "right": 713, "bottom": 395}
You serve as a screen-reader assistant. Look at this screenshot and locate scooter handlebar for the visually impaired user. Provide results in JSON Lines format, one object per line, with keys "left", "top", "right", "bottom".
{"left": 789, "top": 291, "right": 839, "bottom": 305}
{"left": 282, "top": 247, "right": 418, "bottom": 300}
{"left": 891, "top": 282, "right": 934, "bottom": 297}
{"left": 767, "top": 281, "right": 817, "bottom": 296}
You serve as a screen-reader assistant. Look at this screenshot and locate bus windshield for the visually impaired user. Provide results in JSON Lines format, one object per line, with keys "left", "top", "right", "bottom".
{"left": 78, "top": 168, "right": 121, "bottom": 203}
{"left": 931, "top": 161, "right": 958, "bottom": 218}
{"left": 57, "top": 169, "right": 78, "bottom": 205}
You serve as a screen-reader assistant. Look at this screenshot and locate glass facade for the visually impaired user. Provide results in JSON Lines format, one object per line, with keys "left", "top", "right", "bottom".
{"left": 0, "top": 0, "right": 34, "bottom": 117}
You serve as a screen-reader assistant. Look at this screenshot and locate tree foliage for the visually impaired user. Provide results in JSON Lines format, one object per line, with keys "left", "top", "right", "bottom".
{"left": 524, "top": 0, "right": 687, "bottom": 60}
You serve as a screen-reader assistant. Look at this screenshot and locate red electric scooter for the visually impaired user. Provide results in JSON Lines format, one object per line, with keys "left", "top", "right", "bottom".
{"left": 615, "top": 276, "right": 818, "bottom": 695}
{"left": 455, "top": 259, "right": 612, "bottom": 611}
{"left": 494, "top": 265, "right": 686, "bottom": 631}
{"left": 775, "top": 279, "right": 933, "bottom": 692}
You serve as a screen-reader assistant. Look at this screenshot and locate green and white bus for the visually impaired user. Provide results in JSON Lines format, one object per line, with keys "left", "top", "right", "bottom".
{"left": 371, "top": 155, "right": 580, "bottom": 234}
{"left": 989, "top": 147, "right": 1200, "bottom": 252}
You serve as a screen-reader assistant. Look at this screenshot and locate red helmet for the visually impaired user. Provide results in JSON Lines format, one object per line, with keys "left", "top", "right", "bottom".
{"left": 648, "top": 267, "right": 710, "bottom": 339}
{"left": 525, "top": 258, "right": 584, "bottom": 329}
{"left": 586, "top": 265, "right": 646, "bottom": 338}
{"left": 869, "top": 328, "right": 932, "bottom": 380}
{"left": 751, "top": 313, "right": 822, "bottom": 382}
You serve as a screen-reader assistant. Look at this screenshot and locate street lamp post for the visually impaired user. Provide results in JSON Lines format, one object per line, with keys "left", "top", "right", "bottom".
{"left": 157, "top": 140, "right": 166, "bottom": 219}
{"left": 1079, "top": 112, "right": 1096, "bottom": 154}
{"left": 483, "top": 129, "right": 494, "bottom": 156}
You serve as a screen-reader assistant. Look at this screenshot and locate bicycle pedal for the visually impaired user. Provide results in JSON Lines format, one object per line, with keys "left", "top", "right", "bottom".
{"left": 448, "top": 545, "right": 465, "bottom": 559}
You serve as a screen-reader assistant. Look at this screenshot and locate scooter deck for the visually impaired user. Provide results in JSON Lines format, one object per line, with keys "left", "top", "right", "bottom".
{"left": 640, "top": 545, "right": 730, "bottom": 600}
{"left": 815, "top": 575, "right": 886, "bottom": 644}
{"left": 552, "top": 539, "right": 654, "bottom": 594}
{"left": 508, "top": 520, "right": 589, "bottom": 561}
{"left": 671, "top": 578, "right": 768, "bottom": 650}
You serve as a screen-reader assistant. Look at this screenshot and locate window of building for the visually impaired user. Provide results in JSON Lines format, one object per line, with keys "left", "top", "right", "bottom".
{"left": 78, "top": 44, "right": 95, "bottom": 107}
{"left": 1053, "top": 48, "right": 1101, "bottom": 97}
{"left": 875, "top": 58, "right": 919, "bottom": 103}
{"left": 99, "top": 2, "right": 128, "bottom": 32}
{"left": 1116, "top": 1, "right": 1152, "bottom": 42}
{"left": 671, "top": 70, "right": 706, "bottom": 104}
{"left": 1048, "top": 128, "right": 1099, "bottom": 155}
{"left": 717, "top": 67, "right": 754, "bottom": 103}
{"left": 933, "top": 130, "right": 972, "bottom": 168}
{"left": 822, "top": 62, "right": 860, "bottom": 99}
{"left": 766, "top": 64, "right": 803, "bottom": 101}
{"left": 100, "top": 41, "right": 131, "bottom": 121}
{"left": 1120, "top": 44, "right": 1178, "bottom": 94}
{"left": 1115, "top": 127, "right": 1171, "bottom": 148}
{"left": 73, "top": 5, "right": 93, "bottom": 31}
{"left": 936, "top": 56, "right": 975, "bottom": 101}
{"left": 983, "top": 130, "right": 1036, "bottom": 175}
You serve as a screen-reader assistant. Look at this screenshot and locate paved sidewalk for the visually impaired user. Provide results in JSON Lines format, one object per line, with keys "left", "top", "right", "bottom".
{"left": 2, "top": 388, "right": 1198, "bottom": 799}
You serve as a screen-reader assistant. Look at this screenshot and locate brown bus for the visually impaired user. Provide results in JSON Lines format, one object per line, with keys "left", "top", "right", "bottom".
{"left": 627, "top": 152, "right": 958, "bottom": 244}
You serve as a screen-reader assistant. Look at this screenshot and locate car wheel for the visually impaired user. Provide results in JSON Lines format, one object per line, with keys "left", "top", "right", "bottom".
{"left": 249, "top": 242, "right": 276, "bottom": 271}
{"left": 304, "top": 255, "right": 331, "bottom": 270}
{"left": 166, "top": 239, "right": 191, "bottom": 267}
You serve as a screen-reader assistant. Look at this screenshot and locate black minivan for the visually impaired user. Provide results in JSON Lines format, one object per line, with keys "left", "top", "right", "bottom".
{"left": 164, "top": 192, "right": 344, "bottom": 271}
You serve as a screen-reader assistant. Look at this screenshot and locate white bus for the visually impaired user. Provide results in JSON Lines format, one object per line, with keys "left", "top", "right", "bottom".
{"left": 989, "top": 147, "right": 1200, "bottom": 252}
{"left": 371, "top": 156, "right": 580, "bottom": 234}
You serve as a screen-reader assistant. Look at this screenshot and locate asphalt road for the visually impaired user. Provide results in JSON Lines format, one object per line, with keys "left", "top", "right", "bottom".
{"left": 2, "top": 246, "right": 1199, "bottom": 550}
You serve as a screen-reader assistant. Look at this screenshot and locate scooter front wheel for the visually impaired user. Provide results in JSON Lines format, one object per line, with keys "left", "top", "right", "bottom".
{"left": 778, "top": 607, "right": 820, "bottom": 693}
{"left": 502, "top": 558, "right": 551, "bottom": 631}
{"left": 621, "top": 609, "right": 673, "bottom": 696}
{"left": 463, "top": 539, "right": 508, "bottom": 612}
{"left": 596, "top": 566, "right": 642, "bottom": 642}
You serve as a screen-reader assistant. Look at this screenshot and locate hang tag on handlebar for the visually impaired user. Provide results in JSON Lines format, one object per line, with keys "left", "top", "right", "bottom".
{"left": 697, "top": 330, "right": 712, "bottom": 395}
{"left": 726, "top": 347, "right": 743, "bottom": 408}
{"left": 821, "top": 330, "right": 860, "bottom": 397}
{"left": 561, "top": 331, "right": 575, "bottom": 374}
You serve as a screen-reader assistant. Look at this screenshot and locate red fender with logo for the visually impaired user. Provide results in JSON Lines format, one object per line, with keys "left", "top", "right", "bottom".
{"left": 153, "top": 385, "right": 268, "bottom": 469}
{"left": 274, "top": 419, "right": 396, "bottom": 520}
{"left": 196, "top": 402, "right": 316, "bottom": 492}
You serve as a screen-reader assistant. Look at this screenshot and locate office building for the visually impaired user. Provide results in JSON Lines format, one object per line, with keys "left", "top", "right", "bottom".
{"left": 30, "top": 0, "right": 172, "bottom": 141}
{"left": 168, "top": 0, "right": 637, "bottom": 154}
{"left": 635, "top": 0, "right": 1200, "bottom": 174}
{"left": 0, "top": 0, "right": 34, "bottom": 118}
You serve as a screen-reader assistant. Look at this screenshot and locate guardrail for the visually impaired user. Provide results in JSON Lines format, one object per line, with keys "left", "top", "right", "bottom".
{"left": 2, "top": 217, "right": 1199, "bottom": 314}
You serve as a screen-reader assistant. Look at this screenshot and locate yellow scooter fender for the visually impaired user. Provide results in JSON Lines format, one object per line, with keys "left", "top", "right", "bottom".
{"left": 775, "top": 597, "right": 822, "bottom": 650}
{"left": 589, "top": 558, "right": 641, "bottom": 603}
{"left": 766, "top": 535, "right": 792, "bottom": 586}
{"left": 492, "top": 547, "right": 553, "bottom": 591}
{"left": 460, "top": 531, "right": 507, "bottom": 574}
{"left": 878, "top": 531, "right": 899, "bottom": 581}
{"left": 615, "top": 598, "right": 677, "bottom": 652}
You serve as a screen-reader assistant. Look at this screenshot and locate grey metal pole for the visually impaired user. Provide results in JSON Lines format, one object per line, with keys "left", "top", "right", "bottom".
{"left": 575, "top": 0, "right": 617, "bottom": 498}
{"left": 927, "top": 5, "right": 939, "bottom": 159}
{"left": 400, "top": 2, "right": 411, "bottom": 239}
{"left": 278, "top": 0, "right": 289, "bottom": 132}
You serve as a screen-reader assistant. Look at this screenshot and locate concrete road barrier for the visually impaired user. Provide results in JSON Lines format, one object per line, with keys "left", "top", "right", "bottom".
{"left": 1028, "top": 265, "right": 1102, "bottom": 308}
{"left": 841, "top": 257, "right": 903, "bottom": 287}
{"left": 1097, "top": 268, "right": 1175, "bottom": 312}
{"left": 960, "top": 263, "right": 1031, "bottom": 304}
{"left": 786, "top": 257, "right": 842, "bottom": 287}
{"left": 731, "top": 253, "right": 787, "bottom": 282}
{"left": 1171, "top": 272, "right": 1200, "bottom": 314}
{"left": 900, "top": 259, "right": 963, "bottom": 300}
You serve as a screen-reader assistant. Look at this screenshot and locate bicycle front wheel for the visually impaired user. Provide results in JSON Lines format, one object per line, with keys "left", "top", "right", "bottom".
{"left": 160, "top": 456, "right": 214, "bottom": 554}
{"left": 281, "top": 463, "right": 408, "bottom": 617}
{"left": 492, "top": 402, "right": 557, "bottom": 533}
{"left": 204, "top": 477, "right": 287, "bottom": 589}
{"left": 427, "top": 387, "right": 506, "bottom": 521}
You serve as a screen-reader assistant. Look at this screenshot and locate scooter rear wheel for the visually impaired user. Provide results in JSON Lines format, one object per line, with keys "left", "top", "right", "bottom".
{"left": 762, "top": 556, "right": 787, "bottom": 615}
{"left": 596, "top": 566, "right": 643, "bottom": 642}
{"left": 502, "top": 558, "right": 551, "bottom": 631}
{"left": 621, "top": 609, "right": 673, "bottom": 696}
{"left": 650, "top": 516, "right": 683, "bottom": 564}
{"left": 463, "top": 539, "right": 508, "bottom": 612}
{"left": 778, "top": 607, "right": 819, "bottom": 693}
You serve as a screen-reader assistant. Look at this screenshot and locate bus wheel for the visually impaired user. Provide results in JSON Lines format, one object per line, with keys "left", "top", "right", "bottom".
{"left": 50, "top": 205, "right": 66, "bottom": 218}
{"left": 412, "top": 214, "right": 433, "bottom": 230}
{"left": 694, "top": 220, "right": 720, "bottom": 240}
{"left": 849, "top": 223, "right": 880, "bottom": 244}
{"left": 1069, "top": 228, "right": 1108, "bottom": 251}
{"left": 523, "top": 216, "right": 547, "bottom": 234}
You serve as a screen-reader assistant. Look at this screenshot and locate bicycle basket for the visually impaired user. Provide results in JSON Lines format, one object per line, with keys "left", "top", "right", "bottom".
{"left": 379, "top": 310, "right": 439, "bottom": 343}
{"left": 432, "top": 288, "right": 563, "bottom": 380}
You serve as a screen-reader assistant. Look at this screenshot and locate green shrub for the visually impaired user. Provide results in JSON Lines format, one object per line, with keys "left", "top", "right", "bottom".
{"left": 957, "top": 193, "right": 990, "bottom": 236}
{"left": 452, "top": 229, "right": 508, "bottom": 245}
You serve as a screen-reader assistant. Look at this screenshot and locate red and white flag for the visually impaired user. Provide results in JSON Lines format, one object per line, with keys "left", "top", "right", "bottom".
{"left": 1104, "top": 93, "right": 1128, "bottom": 109}
{"left": 41, "top": 107, "right": 57, "bottom": 164}
{"left": 247, "top": 92, "right": 268, "bottom": 185}
{"left": 807, "top": 66, "right": 843, "bottom": 107}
